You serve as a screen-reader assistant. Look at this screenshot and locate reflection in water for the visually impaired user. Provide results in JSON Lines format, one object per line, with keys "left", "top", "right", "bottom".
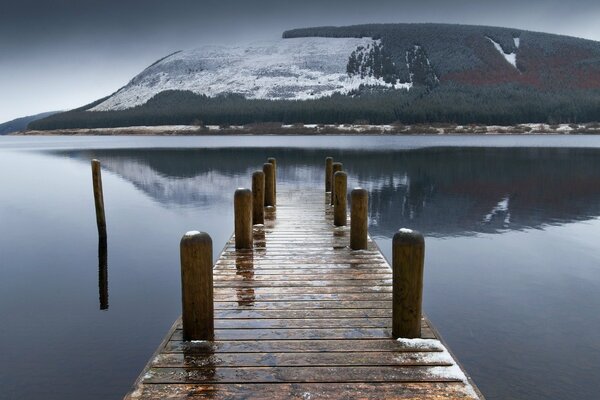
{"left": 183, "top": 346, "right": 216, "bottom": 384}
{"left": 98, "top": 237, "right": 108, "bottom": 310}
{"left": 59, "top": 146, "right": 600, "bottom": 237}
{"left": 235, "top": 254, "right": 255, "bottom": 307}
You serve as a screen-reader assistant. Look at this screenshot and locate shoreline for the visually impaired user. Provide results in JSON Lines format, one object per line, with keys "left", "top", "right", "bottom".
{"left": 13, "top": 122, "right": 600, "bottom": 136}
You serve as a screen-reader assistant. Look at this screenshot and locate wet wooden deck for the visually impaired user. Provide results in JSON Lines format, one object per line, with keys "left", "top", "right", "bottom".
{"left": 126, "top": 191, "right": 484, "bottom": 399}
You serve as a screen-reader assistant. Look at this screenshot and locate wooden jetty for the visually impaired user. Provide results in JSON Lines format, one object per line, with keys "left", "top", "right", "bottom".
{"left": 124, "top": 160, "right": 484, "bottom": 400}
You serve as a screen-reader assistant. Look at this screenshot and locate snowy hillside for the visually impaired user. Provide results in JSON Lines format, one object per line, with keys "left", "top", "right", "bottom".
{"left": 91, "top": 37, "right": 410, "bottom": 111}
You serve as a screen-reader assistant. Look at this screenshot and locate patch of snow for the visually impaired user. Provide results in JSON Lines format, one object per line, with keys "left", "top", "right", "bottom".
{"left": 398, "top": 228, "right": 414, "bottom": 234}
{"left": 184, "top": 230, "right": 201, "bottom": 236}
{"left": 396, "top": 337, "right": 443, "bottom": 350}
{"left": 396, "top": 337, "right": 479, "bottom": 398}
{"left": 90, "top": 37, "right": 410, "bottom": 111}
{"left": 513, "top": 37, "right": 520, "bottom": 48}
{"left": 483, "top": 196, "right": 510, "bottom": 225}
{"left": 486, "top": 37, "right": 517, "bottom": 69}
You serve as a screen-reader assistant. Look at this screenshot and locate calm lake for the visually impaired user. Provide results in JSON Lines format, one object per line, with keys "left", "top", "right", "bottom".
{"left": 1, "top": 135, "right": 599, "bottom": 399}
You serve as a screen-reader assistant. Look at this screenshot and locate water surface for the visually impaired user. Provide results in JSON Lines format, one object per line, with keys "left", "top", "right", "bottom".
{"left": 1, "top": 136, "right": 599, "bottom": 399}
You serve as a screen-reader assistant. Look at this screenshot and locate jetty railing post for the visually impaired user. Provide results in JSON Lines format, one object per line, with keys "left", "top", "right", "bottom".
{"left": 91, "top": 159, "right": 107, "bottom": 238}
{"left": 180, "top": 231, "right": 214, "bottom": 341}
{"left": 350, "top": 188, "right": 368, "bottom": 250}
{"left": 325, "top": 157, "right": 333, "bottom": 193}
{"left": 392, "top": 229, "right": 425, "bottom": 339}
{"left": 263, "top": 163, "right": 275, "bottom": 207}
{"left": 235, "top": 188, "right": 253, "bottom": 249}
{"left": 267, "top": 157, "right": 277, "bottom": 205}
{"left": 333, "top": 171, "right": 347, "bottom": 226}
{"left": 330, "top": 162, "right": 343, "bottom": 205}
{"left": 252, "top": 171, "right": 265, "bottom": 225}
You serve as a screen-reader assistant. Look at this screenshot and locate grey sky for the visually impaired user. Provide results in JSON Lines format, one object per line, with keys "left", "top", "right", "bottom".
{"left": 1, "top": 0, "right": 600, "bottom": 122}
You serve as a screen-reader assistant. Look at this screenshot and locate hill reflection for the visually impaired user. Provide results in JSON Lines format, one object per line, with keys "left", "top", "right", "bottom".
{"left": 57, "top": 146, "right": 600, "bottom": 237}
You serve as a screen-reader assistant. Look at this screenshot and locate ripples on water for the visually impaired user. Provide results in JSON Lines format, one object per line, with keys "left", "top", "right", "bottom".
{"left": 0, "top": 136, "right": 599, "bottom": 399}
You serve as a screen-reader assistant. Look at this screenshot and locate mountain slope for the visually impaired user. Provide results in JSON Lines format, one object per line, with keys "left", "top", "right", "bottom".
{"left": 284, "top": 23, "right": 600, "bottom": 89}
{"left": 30, "top": 23, "right": 600, "bottom": 130}
{"left": 1, "top": 111, "right": 59, "bottom": 134}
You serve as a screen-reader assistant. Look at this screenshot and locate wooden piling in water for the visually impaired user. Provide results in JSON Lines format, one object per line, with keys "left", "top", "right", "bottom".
{"left": 252, "top": 171, "right": 265, "bottom": 225}
{"left": 325, "top": 157, "right": 333, "bottom": 193}
{"left": 263, "top": 163, "right": 275, "bottom": 207}
{"left": 91, "top": 159, "right": 106, "bottom": 238}
{"left": 392, "top": 229, "right": 425, "bottom": 339}
{"left": 333, "top": 171, "right": 347, "bottom": 227}
{"left": 350, "top": 188, "right": 368, "bottom": 250}
{"left": 330, "top": 162, "right": 343, "bottom": 205}
{"left": 235, "top": 188, "right": 253, "bottom": 249}
{"left": 180, "top": 231, "right": 214, "bottom": 341}
{"left": 267, "top": 158, "right": 277, "bottom": 205}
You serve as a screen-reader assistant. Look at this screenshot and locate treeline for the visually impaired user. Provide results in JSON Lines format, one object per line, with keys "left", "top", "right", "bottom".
{"left": 29, "top": 85, "right": 600, "bottom": 130}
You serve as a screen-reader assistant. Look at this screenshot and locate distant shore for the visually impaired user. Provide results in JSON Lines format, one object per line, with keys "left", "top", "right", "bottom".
{"left": 14, "top": 122, "right": 600, "bottom": 136}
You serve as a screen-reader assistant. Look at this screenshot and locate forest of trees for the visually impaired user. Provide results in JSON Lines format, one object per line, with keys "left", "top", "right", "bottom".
{"left": 29, "top": 84, "right": 600, "bottom": 130}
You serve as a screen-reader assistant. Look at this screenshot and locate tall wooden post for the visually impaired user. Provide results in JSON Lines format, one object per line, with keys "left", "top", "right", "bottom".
{"left": 235, "top": 188, "right": 253, "bottom": 249}
{"left": 91, "top": 159, "right": 107, "bottom": 238}
{"left": 325, "top": 157, "right": 333, "bottom": 193}
{"left": 392, "top": 229, "right": 425, "bottom": 339}
{"left": 333, "top": 171, "right": 347, "bottom": 226}
{"left": 263, "top": 163, "right": 275, "bottom": 207}
{"left": 350, "top": 188, "right": 368, "bottom": 250}
{"left": 180, "top": 231, "right": 214, "bottom": 341}
{"left": 330, "top": 162, "right": 343, "bottom": 205}
{"left": 252, "top": 171, "right": 265, "bottom": 225}
{"left": 267, "top": 157, "right": 277, "bottom": 205}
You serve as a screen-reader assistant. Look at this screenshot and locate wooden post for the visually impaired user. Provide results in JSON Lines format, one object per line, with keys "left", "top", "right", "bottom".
{"left": 267, "top": 158, "right": 277, "bottom": 205}
{"left": 252, "top": 171, "right": 265, "bottom": 225}
{"left": 325, "top": 157, "right": 333, "bottom": 193}
{"left": 330, "top": 162, "right": 343, "bottom": 205}
{"left": 180, "top": 231, "right": 214, "bottom": 341}
{"left": 91, "top": 159, "right": 106, "bottom": 238}
{"left": 235, "top": 188, "right": 253, "bottom": 249}
{"left": 350, "top": 188, "right": 368, "bottom": 250}
{"left": 392, "top": 229, "right": 425, "bottom": 339}
{"left": 333, "top": 171, "right": 347, "bottom": 226}
{"left": 263, "top": 163, "right": 275, "bottom": 207}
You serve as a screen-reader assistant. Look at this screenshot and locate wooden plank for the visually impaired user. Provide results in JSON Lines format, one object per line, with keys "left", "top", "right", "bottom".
{"left": 151, "top": 352, "right": 453, "bottom": 368}
{"left": 128, "top": 382, "right": 476, "bottom": 400}
{"left": 163, "top": 339, "right": 443, "bottom": 354}
{"left": 142, "top": 365, "right": 463, "bottom": 384}
{"left": 214, "top": 308, "right": 393, "bottom": 318}
{"left": 213, "top": 300, "right": 392, "bottom": 310}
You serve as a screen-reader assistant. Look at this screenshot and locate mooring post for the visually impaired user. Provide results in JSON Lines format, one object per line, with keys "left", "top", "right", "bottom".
{"left": 252, "top": 171, "right": 265, "bottom": 225}
{"left": 180, "top": 231, "right": 214, "bottom": 341}
{"left": 263, "top": 163, "right": 275, "bottom": 207}
{"left": 325, "top": 157, "right": 333, "bottom": 193}
{"left": 235, "top": 188, "right": 253, "bottom": 249}
{"left": 333, "top": 171, "right": 347, "bottom": 226}
{"left": 392, "top": 229, "right": 425, "bottom": 339}
{"left": 267, "top": 157, "right": 276, "bottom": 205}
{"left": 91, "top": 159, "right": 107, "bottom": 238}
{"left": 330, "top": 162, "right": 343, "bottom": 205}
{"left": 350, "top": 188, "right": 368, "bottom": 250}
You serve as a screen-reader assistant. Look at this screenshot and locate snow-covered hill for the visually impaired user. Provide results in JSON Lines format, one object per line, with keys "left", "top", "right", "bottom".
{"left": 91, "top": 37, "right": 410, "bottom": 111}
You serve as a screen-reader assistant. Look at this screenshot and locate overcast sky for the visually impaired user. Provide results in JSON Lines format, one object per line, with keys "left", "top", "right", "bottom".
{"left": 1, "top": 0, "right": 600, "bottom": 122}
